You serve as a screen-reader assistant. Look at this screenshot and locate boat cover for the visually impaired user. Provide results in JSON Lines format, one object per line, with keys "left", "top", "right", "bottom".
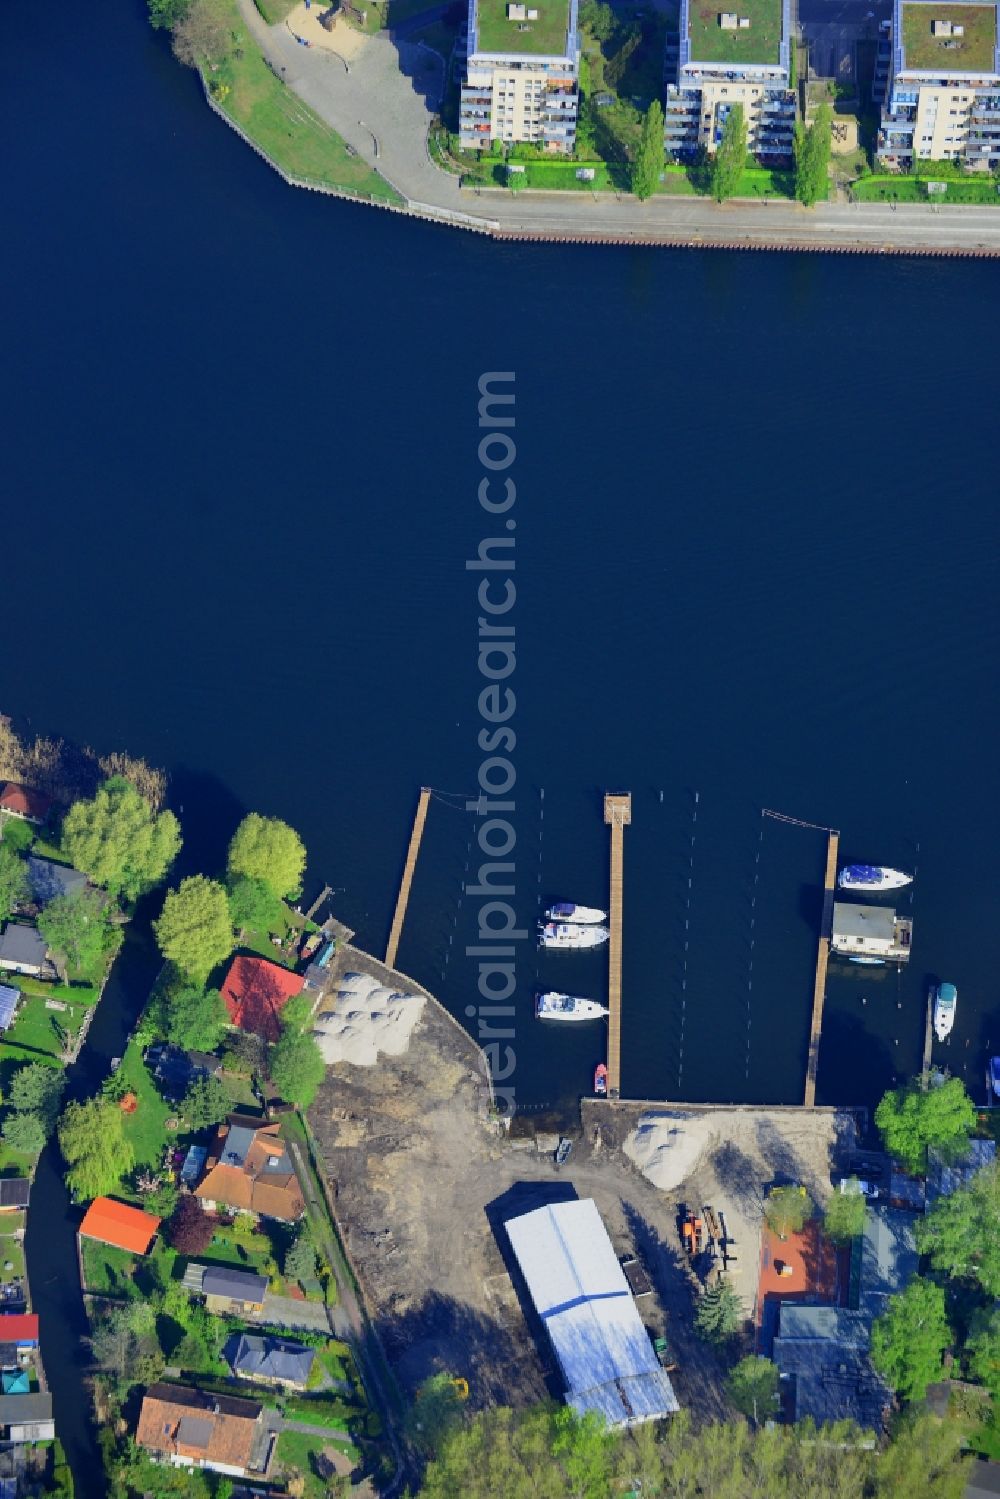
{"left": 843, "top": 865, "right": 881, "bottom": 883}
{"left": 550, "top": 903, "right": 575, "bottom": 917}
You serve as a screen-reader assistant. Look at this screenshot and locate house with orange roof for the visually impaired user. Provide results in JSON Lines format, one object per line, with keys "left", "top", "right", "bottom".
{"left": 78, "top": 1197, "right": 161, "bottom": 1255}
{"left": 220, "top": 955, "right": 304, "bottom": 1041}
{"left": 193, "top": 1115, "right": 304, "bottom": 1223}
{"left": 136, "top": 1382, "right": 266, "bottom": 1477}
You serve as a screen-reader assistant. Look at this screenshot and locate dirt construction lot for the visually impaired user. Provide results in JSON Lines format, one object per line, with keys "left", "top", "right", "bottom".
{"left": 309, "top": 1001, "right": 857, "bottom": 1421}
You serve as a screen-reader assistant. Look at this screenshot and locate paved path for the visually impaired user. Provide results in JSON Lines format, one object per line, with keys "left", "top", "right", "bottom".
{"left": 261, "top": 1289, "right": 332, "bottom": 1331}
{"left": 236, "top": 0, "right": 1000, "bottom": 254}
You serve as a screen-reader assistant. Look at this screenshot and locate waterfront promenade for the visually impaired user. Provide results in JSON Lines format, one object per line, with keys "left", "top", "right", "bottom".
{"left": 237, "top": 0, "right": 1000, "bottom": 255}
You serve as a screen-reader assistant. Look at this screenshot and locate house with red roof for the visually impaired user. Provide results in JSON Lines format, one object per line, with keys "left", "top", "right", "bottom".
{"left": 0, "top": 1315, "right": 38, "bottom": 1351}
{"left": 221, "top": 956, "right": 304, "bottom": 1041}
{"left": 0, "top": 784, "right": 51, "bottom": 825}
{"left": 79, "top": 1197, "right": 161, "bottom": 1256}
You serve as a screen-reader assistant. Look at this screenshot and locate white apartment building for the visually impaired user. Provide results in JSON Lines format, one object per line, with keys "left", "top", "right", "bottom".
{"left": 459, "top": 0, "right": 580, "bottom": 153}
{"left": 878, "top": 0, "right": 1000, "bottom": 168}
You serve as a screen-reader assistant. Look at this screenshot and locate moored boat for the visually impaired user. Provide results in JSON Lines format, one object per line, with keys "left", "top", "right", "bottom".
{"left": 544, "top": 902, "right": 607, "bottom": 925}
{"left": 933, "top": 981, "right": 957, "bottom": 1042}
{"left": 555, "top": 1136, "right": 573, "bottom": 1166}
{"left": 594, "top": 1062, "right": 609, "bottom": 1096}
{"left": 989, "top": 1056, "right": 1000, "bottom": 1099}
{"left": 848, "top": 955, "right": 887, "bottom": 967}
{"left": 535, "top": 992, "right": 609, "bottom": 1021}
{"left": 538, "top": 922, "right": 609, "bottom": 950}
{"left": 837, "top": 865, "right": 913, "bottom": 892}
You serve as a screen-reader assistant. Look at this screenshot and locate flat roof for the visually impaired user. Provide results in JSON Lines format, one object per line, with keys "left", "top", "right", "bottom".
{"left": 506, "top": 1198, "right": 679, "bottom": 1427}
{"left": 832, "top": 902, "right": 896, "bottom": 940}
{"left": 475, "top": 0, "right": 572, "bottom": 56}
{"left": 688, "top": 0, "right": 783, "bottom": 65}
{"left": 901, "top": 2, "right": 998, "bottom": 71}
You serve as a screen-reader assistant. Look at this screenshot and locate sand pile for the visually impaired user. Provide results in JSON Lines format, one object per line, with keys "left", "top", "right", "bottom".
{"left": 624, "top": 1111, "right": 717, "bottom": 1194}
{"left": 313, "top": 970, "right": 425, "bottom": 1066}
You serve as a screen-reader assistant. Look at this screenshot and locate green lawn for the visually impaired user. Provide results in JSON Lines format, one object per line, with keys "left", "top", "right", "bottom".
{"left": 688, "top": 0, "right": 783, "bottom": 65}
{"left": 275, "top": 1430, "right": 359, "bottom": 1498}
{"left": 206, "top": 0, "right": 403, "bottom": 202}
{"left": 200, "top": 1224, "right": 278, "bottom": 1280}
{"left": 854, "top": 173, "right": 1000, "bottom": 202}
{"left": 81, "top": 1240, "right": 138, "bottom": 1296}
{"left": 350, "top": 0, "right": 449, "bottom": 34}
{"left": 116, "top": 1038, "right": 174, "bottom": 1169}
{"left": 0, "top": 1229, "right": 26, "bottom": 1282}
{"left": 476, "top": 0, "right": 572, "bottom": 55}
{"left": 3, "top": 979, "right": 97, "bottom": 1060}
{"left": 472, "top": 157, "right": 800, "bottom": 198}
{"left": 253, "top": 0, "right": 300, "bottom": 21}
{"left": 901, "top": 2, "right": 996, "bottom": 71}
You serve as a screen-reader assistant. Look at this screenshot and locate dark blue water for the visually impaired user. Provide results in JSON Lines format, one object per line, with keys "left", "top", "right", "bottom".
{"left": 4, "top": 4, "right": 1000, "bottom": 1118}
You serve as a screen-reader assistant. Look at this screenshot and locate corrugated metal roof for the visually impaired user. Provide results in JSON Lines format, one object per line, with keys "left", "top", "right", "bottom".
{"left": 505, "top": 1198, "right": 679, "bottom": 1427}
{"left": 0, "top": 988, "right": 18, "bottom": 1031}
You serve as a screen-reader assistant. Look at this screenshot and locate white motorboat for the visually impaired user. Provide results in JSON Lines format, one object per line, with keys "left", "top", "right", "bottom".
{"left": 538, "top": 922, "right": 609, "bottom": 950}
{"left": 535, "top": 992, "right": 609, "bottom": 1021}
{"left": 837, "top": 865, "right": 913, "bottom": 892}
{"left": 933, "top": 981, "right": 957, "bottom": 1042}
{"left": 848, "top": 955, "right": 887, "bottom": 967}
{"left": 544, "top": 902, "right": 608, "bottom": 925}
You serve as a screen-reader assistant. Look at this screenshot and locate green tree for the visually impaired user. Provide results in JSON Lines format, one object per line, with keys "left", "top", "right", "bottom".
{"left": 873, "top": 1413, "right": 969, "bottom": 1499}
{"left": 163, "top": 983, "right": 228, "bottom": 1052}
{"left": 8, "top": 1062, "right": 65, "bottom": 1131}
{"left": 57, "top": 1096, "right": 134, "bottom": 1201}
{"left": 227, "top": 813, "right": 306, "bottom": 900}
{"left": 38, "top": 888, "right": 121, "bottom": 979}
{"left": 0, "top": 818, "right": 34, "bottom": 854}
{"left": 823, "top": 1178, "right": 868, "bottom": 1244}
{"left": 794, "top": 103, "right": 833, "bottom": 206}
{"left": 267, "top": 1023, "right": 325, "bottom": 1108}
{"left": 870, "top": 1276, "right": 951, "bottom": 1402}
{"left": 967, "top": 1306, "right": 1000, "bottom": 1396}
{"left": 764, "top": 1184, "right": 813, "bottom": 1240}
{"left": 694, "top": 1277, "right": 743, "bottom": 1344}
{"left": 917, "top": 1161, "right": 1000, "bottom": 1296}
{"left": 91, "top": 1300, "right": 163, "bottom": 1387}
{"left": 147, "top": 0, "right": 190, "bottom": 28}
{"left": 725, "top": 1355, "right": 780, "bottom": 1425}
{"left": 0, "top": 843, "right": 29, "bottom": 924}
{"left": 227, "top": 875, "right": 283, "bottom": 934}
{"left": 632, "top": 100, "right": 665, "bottom": 201}
{"left": 181, "top": 1075, "right": 230, "bottom": 1130}
{"left": 874, "top": 1076, "right": 976, "bottom": 1174}
{"left": 153, "top": 876, "right": 233, "bottom": 985}
{"left": 711, "top": 104, "right": 746, "bottom": 202}
{"left": 62, "top": 776, "right": 181, "bottom": 901}
{"left": 284, "top": 1232, "right": 317, "bottom": 1285}
{"left": 405, "top": 1372, "right": 467, "bottom": 1458}
{"left": 2, "top": 1111, "right": 46, "bottom": 1154}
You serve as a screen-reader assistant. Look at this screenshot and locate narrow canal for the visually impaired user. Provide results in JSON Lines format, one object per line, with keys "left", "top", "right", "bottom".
{"left": 23, "top": 912, "right": 162, "bottom": 1499}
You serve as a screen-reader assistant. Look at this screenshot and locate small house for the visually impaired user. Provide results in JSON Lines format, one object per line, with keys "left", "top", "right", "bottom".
{"left": 179, "top": 1144, "right": 208, "bottom": 1188}
{"left": 0, "top": 989, "right": 19, "bottom": 1034}
{"left": 0, "top": 927, "right": 48, "bottom": 979}
{"left": 830, "top": 902, "right": 912, "bottom": 963}
{"left": 201, "top": 1267, "right": 268, "bottom": 1316}
{"left": 194, "top": 1116, "right": 304, "bottom": 1223}
{"left": 0, "top": 785, "right": 51, "bottom": 826}
{"left": 0, "top": 1180, "right": 29, "bottom": 1214}
{"left": 26, "top": 857, "right": 87, "bottom": 909}
{"left": 136, "top": 1383, "right": 264, "bottom": 1478}
{"left": 0, "top": 1392, "right": 54, "bottom": 1444}
{"left": 78, "top": 1197, "right": 161, "bottom": 1256}
{"left": 0, "top": 1318, "right": 37, "bottom": 1354}
{"left": 220, "top": 956, "right": 304, "bottom": 1042}
{"left": 147, "top": 1043, "right": 221, "bottom": 1102}
{"left": 225, "top": 1332, "right": 315, "bottom": 1390}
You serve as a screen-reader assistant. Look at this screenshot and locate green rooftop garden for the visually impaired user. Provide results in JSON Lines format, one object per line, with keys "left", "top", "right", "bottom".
{"left": 687, "top": 0, "right": 783, "bottom": 65}
{"left": 901, "top": 2, "right": 997, "bottom": 71}
{"left": 476, "top": 0, "right": 572, "bottom": 55}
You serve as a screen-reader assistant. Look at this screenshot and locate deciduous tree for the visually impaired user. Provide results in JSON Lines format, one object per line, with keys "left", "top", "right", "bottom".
{"left": 764, "top": 1185, "right": 813, "bottom": 1240}
{"left": 153, "top": 876, "right": 233, "bottom": 985}
{"left": 167, "top": 1195, "right": 215, "bottom": 1255}
{"left": 163, "top": 983, "right": 229, "bottom": 1052}
{"left": 711, "top": 104, "right": 746, "bottom": 202}
{"left": 57, "top": 1096, "right": 134, "bottom": 1201}
{"left": 870, "top": 1276, "right": 951, "bottom": 1402}
{"left": 227, "top": 875, "right": 284, "bottom": 935}
{"left": 917, "top": 1161, "right": 1000, "bottom": 1296}
{"left": 632, "top": 101, "right": 665, "bottom": 201}
{"left": 227, "top": 813, "right": 306, "bottom": 901}
{"left": 268, "top": 1023, "right": 325, "bottom": 1108}
{"left": 0, "top": 843, "right": 29, "bottom": 924}
{"left": 823, "top": 1178, "right": 867, "bottom": 1243}
{"left": 725, "top": 1355, "right": 780, "bottom": 1425}
{"left": 181, "top": 1075, "right": 230, "bottom": 1130}
{"left": 62, "top": 776, "right": 181, "bottom": 900}
{"left": 2, "top": 1111, "right": 46, "bottom": 1155}
{"left": 172, "top": 0, "right": 231, "bottom": 70}
{"left": 874, "top": 1076, "right": 975, "bottom": 1174}
{"left": 794, "top": 103, "right": 833, "bottom": 206}
{"left": 967, "top": 1306, "right": 1000, "bottom": 1397}
{"left": 8, "top": 1061, "right": 65, "bottom": 1131}
{"left": 284, "top": 1232, "right": 317, "bottom": 1285}
{"left": 38, "top": 888, "right": 121, "bottom": 978}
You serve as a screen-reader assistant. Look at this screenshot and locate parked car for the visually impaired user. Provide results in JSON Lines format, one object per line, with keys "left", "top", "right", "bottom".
{"left": 838, "top": 1177, "right": 881, "bottom": 1200}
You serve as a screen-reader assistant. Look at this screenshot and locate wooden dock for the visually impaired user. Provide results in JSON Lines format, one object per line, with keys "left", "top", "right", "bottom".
{"left": 304, "top": 884, "right": 332, "bottom": 924}
{"left": 803, "top": 830, "right": 839, "bottom": 1108}
{"left": 604, "top": 792, "right": 631, "bottom": 1100}
{"left": 385, "top": 787, "right": 432, "bottom": 971}
{"left": 921, "top": 987, "right": 934, "bottom": 1087}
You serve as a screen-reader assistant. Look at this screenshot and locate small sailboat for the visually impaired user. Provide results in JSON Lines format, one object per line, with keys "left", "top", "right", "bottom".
{"left": 838, "top": 865, "right": 913, "bottom": 892}
{"left": 932, "top": 981, "right": 957, "bottom": 1042}
{"left": 594, "top": 1062, "right": 609, "bottom": 1096}
{"left": 535, "top": 992, "right": 609, "bottom": 1021}
{"left": 544, "top": 902, "right": 607, "bottom": 925}
{"left": 538, "top": 922, "right": 609, "bottom": 950}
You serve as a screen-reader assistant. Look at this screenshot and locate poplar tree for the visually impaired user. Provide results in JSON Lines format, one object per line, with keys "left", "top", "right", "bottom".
{"left": 794, "top": 103, "right": 833, "bottom": 206}
{"left": 632, "top": 100, "right": 665, "bottom": 201}
{"left": 711, "top": 104, "right": 746, "bottom": 202}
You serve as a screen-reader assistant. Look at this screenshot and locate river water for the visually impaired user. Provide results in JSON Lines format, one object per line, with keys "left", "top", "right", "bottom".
{"left": 3, "top": 0, "right": 1000, "bottom": 1483}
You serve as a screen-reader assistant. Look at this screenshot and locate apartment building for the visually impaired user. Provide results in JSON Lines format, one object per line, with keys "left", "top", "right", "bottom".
{"left": 459, "top": 0, "right": 580, "bottom": 153}
{"left": 877, "top": 0, "right": 1000, "bottom": 168}
{"left": 664, "top": 0, "right": 796, "bottom": 161}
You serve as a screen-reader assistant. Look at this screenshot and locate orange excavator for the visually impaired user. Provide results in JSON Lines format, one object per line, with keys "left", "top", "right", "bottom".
{"left": 681, "top": 1211, "right": 703, "bottom": 1257}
